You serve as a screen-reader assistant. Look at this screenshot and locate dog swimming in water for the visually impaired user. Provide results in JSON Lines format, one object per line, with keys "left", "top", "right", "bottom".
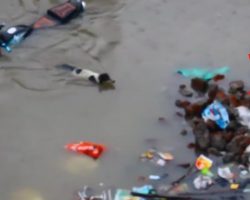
{"left": 56, "top": 64, "right": 115, "bottom": 90}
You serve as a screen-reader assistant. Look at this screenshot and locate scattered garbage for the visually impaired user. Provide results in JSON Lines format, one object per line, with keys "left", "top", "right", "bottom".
{"left": 193, "top": 174, "right": 213, "bottom": 190}
{"left": 217, "top": 166, "right": 234, "bottom": 182}
{"left": 195, "top": 155, "right": 213, "bottom": 170}
{"left": 76, "top": 186, "right": 113, "bottom": 200}
{"left": 230, "top": 183, "right": 239, "bottom": 190}
{"left": 201, "top": 167, "right": 213, "bottom": 177}
{"left": 140, "top": 149, "right": 174, "bottom": 167}
{"left": 65, "top": 141, "right": 106, "bottom": 159}
{"left": 202, "top": 100, "right": 230, "bottom": 129}
{"left": 148, "top": 173, "right": 168, "bottom": 180}
{"left": 140, "top": 149, "right": 154, "bottom": 160}
{"left": 148, "top": 175, "right": 161, "bottom": 180}
{"left": 177, "top": 66, "right": 230, "bottom": 80}
{"left": 157, "top": 152, "right": 174, "bottom": 161}
{"left": 240, "top": 169, "right": 250, "bottom": 179}
{"left": 132, "top": 185, "right": 154, "bottom": 195}
{"left": 114, "top": 189, "right": 143, "bottom": 200}
{"left": 173, "top": 68, "right": 250, "bottom": 196}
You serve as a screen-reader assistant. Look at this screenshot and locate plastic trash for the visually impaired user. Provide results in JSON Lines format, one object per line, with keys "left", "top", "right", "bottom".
{"left": 157, "top": 152, "right": 174, "bottom": 161}
{"left": 202, "top": 100, "right": 229, "bottom": 129}
{"left": 140, "top": 149, "right": 167, "bottom": 167}
{"left": 148, "top": 175, "right": 161, "bottom": 180}
{"left": 140, "top": 150, "right": 154, "bottom": 160}
{"left": 65, "top": 141, "right": 106, "bottom": 159}
{"left": 76, "top": 186, "right": 113, "bottom": 200}
{"left": 148, "top": 173, "right": 168, "bottom": 180}
{"left": 217, "top": 167, "right": 234, "bottom": 182}
{"left": 195, "top": 155, "right": 213, "bottom": 170}
{"left": 230, "top": 183, "right": 239, "bottom": 190}
{"left": 114, "top": 189, "right": 143, "bottom": 200}
{"left": 201, "top": 168, "right": 213, "bottom": 177}
{"left": 243, "top": 188, "right": 250, "bottom": 193}
{"left": 193, "top": 175, "right": 213, "bottom": 190}
{"left": 155, "top": 158, "right": 166, "bottom": 166}
{"left": 132, "top": 185, "right": 154, "bottom": 195}
{"left": 240, "top": 169, "right": 250, "bottom": 179}
{"left": 236, "top": 106, "right": 250, "bottom": 129}
{"left": 177, "top": 66, "right": 230, "bottom": 80}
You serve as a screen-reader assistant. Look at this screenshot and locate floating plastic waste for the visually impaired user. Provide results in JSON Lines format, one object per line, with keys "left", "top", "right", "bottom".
{"left": 65, "top": 141, "right": 106, "bottom": 159}
{"left": 195, "top": 155, "right": 213, "bottom": 170}
{"left": 202, "top": 100, "right": 229, "bottom": 129}
{"left": 177, "top": 66, "right": 230, "bottom": 80}
{"left": 193, "top": 175, "right": 213, "bottom": 190}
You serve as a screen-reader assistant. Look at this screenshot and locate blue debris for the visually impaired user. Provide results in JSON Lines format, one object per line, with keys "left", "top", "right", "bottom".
{"left": 202, "top": 100, "right": 229, "bottom": 129}
{"left": 132, "top": 185, "right": 154, "bottom": 195}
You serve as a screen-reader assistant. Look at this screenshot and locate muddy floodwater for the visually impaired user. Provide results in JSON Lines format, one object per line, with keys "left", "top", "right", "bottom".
{"left": 1, "top": 0, "right": 250, "bottom": 200}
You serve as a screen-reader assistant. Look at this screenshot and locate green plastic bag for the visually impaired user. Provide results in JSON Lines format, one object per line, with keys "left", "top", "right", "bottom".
{"left": 177, "top": 66, "right": 230, "bottom": 80}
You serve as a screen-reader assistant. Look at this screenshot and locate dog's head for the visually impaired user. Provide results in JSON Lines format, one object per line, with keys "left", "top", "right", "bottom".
{"left": 98, "top": 73, "right": 115, "bottom": 91}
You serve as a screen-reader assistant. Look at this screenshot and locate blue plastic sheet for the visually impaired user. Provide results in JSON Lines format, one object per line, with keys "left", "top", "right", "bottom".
{"left": 177, "top": 66, "right": 230, "bottom": 80}
{"left": 202, "top": 100, "right": 229, "bottom": 129}
{"left": 132, "top": 185, "right": 153, "bottom": 195}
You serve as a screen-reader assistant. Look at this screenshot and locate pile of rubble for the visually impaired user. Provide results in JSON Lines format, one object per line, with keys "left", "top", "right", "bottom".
{"left": 176, "top": 75, "right": 250, "bottom": 165}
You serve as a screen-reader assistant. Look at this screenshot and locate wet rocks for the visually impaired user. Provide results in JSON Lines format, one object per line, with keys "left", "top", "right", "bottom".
{"left": 158, "top": 117, "right": 167, "bottom": 123}
{"left": 223, "top": 153, "right": 235, "bottom": 164}
{"left": 193, "top": 120, "right": 210, "bottom": 150}
{"left": 191, "top": 78, "right": 208, "bottom": 93}
{"left": 180, "top": 129, "right": 188, "bottom": 136}
{"left": 184, "top": 100, "right": 208, "bottom": 119}
{"left": 207, "top": 147, "right": 222, "bottom": 156}
{"left": 208, "top": 84, "right": 219, "bottom": 100}
{"left": 229, "top": 80, "right": 244, "bottom": 94}
{"left": 176, "top": 77, "right": 250, "bottom": 165}
{"left": 179, "top": 84, "right": 193, "bottom": 97}
{"left": 175, "top": 100, "right": 190, "bottom": 109}
{"left": 209, "top": 132, "right": 226, "bottom": 151}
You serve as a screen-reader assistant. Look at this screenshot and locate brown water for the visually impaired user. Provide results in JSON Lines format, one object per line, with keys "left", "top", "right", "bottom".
{"left": 1, "top": 0, "right": 250, "bottom": 200}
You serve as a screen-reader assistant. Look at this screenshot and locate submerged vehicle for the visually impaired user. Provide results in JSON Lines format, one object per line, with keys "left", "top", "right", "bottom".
{"left": 0, "top": 25, "right": 33, "bottom": 52}
{"left": 0, "top": 0, "right": 86, "bottom": 53}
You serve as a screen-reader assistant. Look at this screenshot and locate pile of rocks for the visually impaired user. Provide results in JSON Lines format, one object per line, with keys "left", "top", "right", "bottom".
{"left": 176, "top": 78, "right": 250, "bottom": 165}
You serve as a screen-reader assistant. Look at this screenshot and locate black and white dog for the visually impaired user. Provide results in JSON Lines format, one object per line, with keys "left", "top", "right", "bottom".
{"left": 57, "top": 64, "right": 115, "bottom": 90}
